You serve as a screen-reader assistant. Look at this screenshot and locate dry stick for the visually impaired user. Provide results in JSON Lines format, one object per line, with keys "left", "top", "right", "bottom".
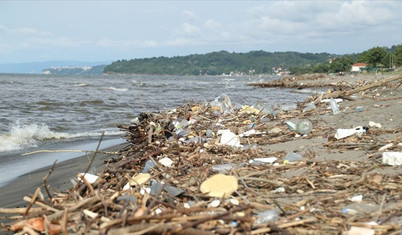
{"left": 24, "top": 187, "right": 41, "bottom": 216}
{"left": 43, "top": 160, "right": 57, "bottom": 201}
{"left": 0, "top": 208, "right": 43, "bottom": 214}
{"left": 61, "top": 209, "right": 68, "bottom": 235}
{"left": 374, "top": 194, "right": 387, "bottom": 222}
{"left": 278, "top": 217, "right": 318, "bottom": 228}
{"left": 72, "top": 131, "right": 105, "bottom": 193}
{"left": 23, "top": 196, "right": 60, "bottom": 213}
{"left": 21, "top": 149, "right": 117, "bottom": 156}
{"left": 172, "top": 204, "right": 251, "bottom": 233}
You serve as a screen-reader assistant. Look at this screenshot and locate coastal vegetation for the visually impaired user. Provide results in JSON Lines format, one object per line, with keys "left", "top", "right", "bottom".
{"left": 103, "top": 51, "right": 334, "bottom": 75}
{"left": 290, "top": 44, "right": 402, "bottom": 75}
{"left": 103, "top": 44, "right": 402, "bottom": 76}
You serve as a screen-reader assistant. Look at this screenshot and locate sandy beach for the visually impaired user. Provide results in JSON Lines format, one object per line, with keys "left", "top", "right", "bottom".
{"left": 1, "top": 72, "right": 401, "bottom": 234}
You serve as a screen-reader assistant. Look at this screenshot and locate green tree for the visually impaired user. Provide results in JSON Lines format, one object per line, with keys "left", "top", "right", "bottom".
{"left": 328, "top": 56, "right": 353, "bottom": 73}
{"left": 394, "top": 45, "right": 402, "bottom": 67}
{"left": 364, "top": 47, "right": 387, "bottom": 67}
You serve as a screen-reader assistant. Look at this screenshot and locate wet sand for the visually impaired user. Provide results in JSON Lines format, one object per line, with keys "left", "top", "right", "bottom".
{"left": 0, "top": 143, "right": 126, "bottom": 208}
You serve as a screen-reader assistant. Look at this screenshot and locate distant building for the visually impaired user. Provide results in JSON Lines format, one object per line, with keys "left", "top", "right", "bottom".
{"left": 351, "top": 63, "right": 367, "bottom": 72}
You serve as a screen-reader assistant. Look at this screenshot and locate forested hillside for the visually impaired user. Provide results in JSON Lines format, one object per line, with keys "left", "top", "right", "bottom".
{"left": 103, "top": 50, "right": 334, "bottom": 75}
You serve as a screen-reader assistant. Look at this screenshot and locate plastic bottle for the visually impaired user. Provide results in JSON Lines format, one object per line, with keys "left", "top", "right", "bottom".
{"left": 255, "top": 210, "right": 279, "bottom": 224}
{"left": 296, "top": 119, "right": 312, "bottom": 135}
{"left": 284, "top": 152, "right": 303, "bottom": 162}
{"left": 303, "top": 103, "right": 316, "bottom": 112}
{"left": 330, "top": 98, "right": 340, "bottom": 114}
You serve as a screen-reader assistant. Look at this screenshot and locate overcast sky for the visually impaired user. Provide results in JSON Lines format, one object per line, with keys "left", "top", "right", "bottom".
{"left": 1, "top": 0, "right": 401, "bottom": 63}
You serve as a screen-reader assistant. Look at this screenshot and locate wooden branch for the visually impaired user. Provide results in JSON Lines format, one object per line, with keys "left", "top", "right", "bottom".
{"left": 43, "top": 160, "right": 57, "bottom": 201}
{"left": 24, "top": 187, "right": 41, "bottom": 216}
{"left": 321, "top": 73, "right": 402, "bottom": 100}
{"left": 0, "top": 207, "right": 43, "bottom": 214}
{"left": 21, "top": 149, "right": 118, "bottom": 156}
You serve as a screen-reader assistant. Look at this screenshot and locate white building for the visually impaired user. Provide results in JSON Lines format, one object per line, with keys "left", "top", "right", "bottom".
{"left": 351, "top": 63, "right": 367, "bottom": 72}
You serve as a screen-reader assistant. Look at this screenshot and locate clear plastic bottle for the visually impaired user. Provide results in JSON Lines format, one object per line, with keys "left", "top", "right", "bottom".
{"left": 296, "top": 119, "right": 312, "bottom": 135}
{"left": 255, "top": 210, "right": 279, "bottom": 224}
{"left": 330, "top": 98, "right": 340, "bottom": 115}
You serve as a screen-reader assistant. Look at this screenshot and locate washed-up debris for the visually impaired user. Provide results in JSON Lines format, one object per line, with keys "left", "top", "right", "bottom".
{"left": 302, "top": 102, "right": 316, "bottom": 112}
{"left": 218, "top": 129, "right": 242, "bottom": 147}
{"left": 1, "top": 74, "right": 402, "bottom": 235}
{"left": 382, "top": 152, "right": 402, "bottom": 166}
{"left": 330, "top": 97, "right": 340, "bottom": 114}
{"left": 369, "top": 121, "right": 382, "bottom": 128}
{"left": 296, "top": 119, "right": 313, "bottom": 135}
{"left": 200, "top": 174, "right": 238, "bottom": 198}
{"left": 335, "top": 126, "right": 365, "bottom": 140}
{"left": 284, "top": 152, "right": 303, "bottom": 162}
{"left": 249, "top": 157, "right": 277, "bottom": 165}
{"left": 346, "top": 226, "right": 375, "bottom": 235}
{"left": 255, "top": 210, "right": 278, "bottom": 224}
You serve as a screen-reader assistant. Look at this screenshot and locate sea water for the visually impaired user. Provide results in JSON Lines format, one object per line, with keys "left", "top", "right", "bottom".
{"left": 0, "top": 73, "right": 310, "bottom": 186}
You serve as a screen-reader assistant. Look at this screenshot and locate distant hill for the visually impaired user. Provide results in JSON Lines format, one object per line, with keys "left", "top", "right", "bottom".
{"left": 0, "top": 60, "right": 110, "bottom": 74}
{"left": 42, "top": 65, "right": 106, "bottom": 75}
{"left": 103, "top": 50, "right": 335, "bottom": 75}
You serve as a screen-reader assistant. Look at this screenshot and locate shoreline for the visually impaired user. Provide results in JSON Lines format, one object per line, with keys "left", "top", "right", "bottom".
{"left": 0, "top": 143, "right": 126, "bottom": 208}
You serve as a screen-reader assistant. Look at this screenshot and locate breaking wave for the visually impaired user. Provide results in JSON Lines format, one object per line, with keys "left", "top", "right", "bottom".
{"left": 104, "top": 87, "right": 128, "bottom": 92}
{"left": 0, "top": 122, "right": 123, "bottom": 153}
{"left": 73, "top": 83, "right": 91, "bottom": 87}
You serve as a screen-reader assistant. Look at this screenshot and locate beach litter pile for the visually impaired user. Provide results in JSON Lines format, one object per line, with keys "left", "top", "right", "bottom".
{"left": 1, "top": 74, "right": 402, "bottom": 234}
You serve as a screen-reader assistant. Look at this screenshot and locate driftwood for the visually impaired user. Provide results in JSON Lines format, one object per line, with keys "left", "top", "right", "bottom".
{"left": 321, "top": 73, "right": 402, "bottom": 100}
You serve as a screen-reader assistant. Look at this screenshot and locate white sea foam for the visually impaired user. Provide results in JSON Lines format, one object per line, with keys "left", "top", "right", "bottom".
{"left": 73, "top": 83, "right": 90, "bottom": 87}
{"left": 0, "top": 122, "right": 124, "bottom": 152}
{"left": 105, "top": 87, "right": 128, "bottom": 92}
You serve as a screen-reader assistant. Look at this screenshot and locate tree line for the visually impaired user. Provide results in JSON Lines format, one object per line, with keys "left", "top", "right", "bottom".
{"left": 290, "top": 45, "right": 402, "bottom": 75}
{"left": 103, "top": 44, "right": 402, "bottom": 76}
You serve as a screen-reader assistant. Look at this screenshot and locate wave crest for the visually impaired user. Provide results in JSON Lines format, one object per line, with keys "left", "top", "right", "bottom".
{"left": 0, "top": 122, "right": 123, "bottom": 152}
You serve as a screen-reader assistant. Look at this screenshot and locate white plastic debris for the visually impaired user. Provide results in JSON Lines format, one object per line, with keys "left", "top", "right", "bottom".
{"left": 239, "top": 129, "right": 263, "bottom": 137}
{"left": 249, "top": 157, "right": 278, "bottom": 165}
{"left": 382, "top": 152, "right": 402, "bottom": 166}
{"left": 153, "top": 208, "right": 162, "bottom": 215}
{"left": 349, "top": 195, "right": 363, "bottom": 202}
{"left": 78, "top": 173, "right": 98, "bottom": 184}
{"left": 346, "top": 226, "right": 375, "bottom": 235}
{"left": 274, "top": 187, "right": 285, "bottom": 193}
{"left": 123, "top": 182, "right": 131, "bottom": 191}
{"left": 368, "top": 121, "right": 382, "bottom": 128}
{"left": 158, "top": 157, "right": 173, "bottom": 167}
{"left": 320, "top": 98, "right": 343, "bottom": 103}
{"left": 208, "top": 200, "right": 221, "bottom": 208}
{"left": 217, "top": 129, "right": 242, "bottom": 147}
{"left": 334, "top": 126, "right": 365, "bottom": 140}
{"left": 228, "top": 198, "right": 239, "bottom": 205}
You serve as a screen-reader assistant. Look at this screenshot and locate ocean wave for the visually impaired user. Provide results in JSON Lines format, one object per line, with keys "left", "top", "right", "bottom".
{"left": 73, "top": 83, "right": 91, "bottom": 87}
{"left": 104, "top": 87, "right": 128, "bottom": 92}
{"left": 0, "top": 122, "right": 124, "bottom": 152}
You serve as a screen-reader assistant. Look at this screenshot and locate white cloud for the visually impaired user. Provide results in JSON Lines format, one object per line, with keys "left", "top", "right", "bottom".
{"left": 204, "top": 19, "right": 222, "bottom": 30}
{"left": 177, "top": 23, "right": 201, "bottom": 37}
{"left": 95, "top": 38, "right": 159, "bottom": 48}
{"left": 182, "top": 10, "right": 196, "bottom": 20}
